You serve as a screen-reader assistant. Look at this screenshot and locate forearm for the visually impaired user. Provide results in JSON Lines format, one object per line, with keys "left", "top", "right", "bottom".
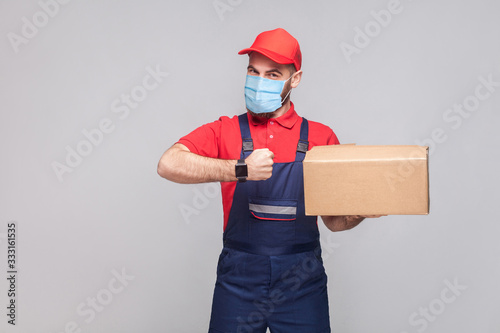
{"left": 321, "top": 215, "right": 365, "bottom": 232}
{"left": 157, "top": 143, "right": 237, "bottom": 183}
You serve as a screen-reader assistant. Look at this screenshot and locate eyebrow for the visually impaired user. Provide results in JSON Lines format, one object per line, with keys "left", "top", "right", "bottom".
{"left": 247, "top": 65, "right": 283, "bottom": 76}
{"left": 266, "top": 68, "right": 283, "bottom": 75}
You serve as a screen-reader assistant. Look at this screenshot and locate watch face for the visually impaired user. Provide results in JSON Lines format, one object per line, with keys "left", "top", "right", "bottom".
{"left": 235, "top": 164, "right": 248, "bottom": 178}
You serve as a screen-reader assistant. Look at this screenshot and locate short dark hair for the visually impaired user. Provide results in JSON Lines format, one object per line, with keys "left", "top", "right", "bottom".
{"left": 287, "top": 64, "right": 297, "bottom": 76}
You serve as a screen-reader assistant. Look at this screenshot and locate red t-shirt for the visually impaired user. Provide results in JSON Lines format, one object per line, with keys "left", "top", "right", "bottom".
{"left": 178, "top": 103, "right": 340, "bottom": 230}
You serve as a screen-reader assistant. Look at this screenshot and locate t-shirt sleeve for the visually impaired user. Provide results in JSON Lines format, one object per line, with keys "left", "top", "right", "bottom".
{"left": 177, "top": 119, "right": 222, "bottom": 158}
{"left": 308, "top": 120, "right": 340, "bottom": 147}
{"left": 326, "top": 127, "right": 340, "bottom": 145}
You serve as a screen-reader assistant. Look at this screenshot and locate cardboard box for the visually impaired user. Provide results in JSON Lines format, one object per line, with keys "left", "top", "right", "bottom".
{"left": 303, "top": 145, "right": 429, "bottom": 215}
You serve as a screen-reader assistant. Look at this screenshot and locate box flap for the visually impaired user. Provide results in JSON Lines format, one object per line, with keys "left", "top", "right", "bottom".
{"left": 304, "top": 145, "right": 428, "bottom": 162}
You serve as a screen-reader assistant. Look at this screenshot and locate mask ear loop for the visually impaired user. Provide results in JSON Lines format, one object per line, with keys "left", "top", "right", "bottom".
{"left": 280, "top": 74, "right": 294, "bottom": 104}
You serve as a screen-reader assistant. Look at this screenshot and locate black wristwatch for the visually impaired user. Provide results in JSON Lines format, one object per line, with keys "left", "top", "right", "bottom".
{"left": 235, "top": 159, "right": 248, "bottom": 183}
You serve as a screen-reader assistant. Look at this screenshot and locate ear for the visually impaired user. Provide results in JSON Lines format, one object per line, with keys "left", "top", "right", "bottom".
{"left": 290, "top": 70, "right": 302, "bottom": 88}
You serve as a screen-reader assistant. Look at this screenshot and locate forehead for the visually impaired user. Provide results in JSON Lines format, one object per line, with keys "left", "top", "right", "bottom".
{"left": 248, "top": 52, "right": 289, "bottom": 72}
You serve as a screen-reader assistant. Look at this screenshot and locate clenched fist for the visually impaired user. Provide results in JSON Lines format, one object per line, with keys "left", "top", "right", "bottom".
{"left": 246, "top": 148, "right": 274, "bottom": 181}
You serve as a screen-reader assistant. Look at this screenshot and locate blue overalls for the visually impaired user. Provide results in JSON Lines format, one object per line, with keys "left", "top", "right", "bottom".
{"left": 209, "top": 114, "right": 331, "bottom": 333}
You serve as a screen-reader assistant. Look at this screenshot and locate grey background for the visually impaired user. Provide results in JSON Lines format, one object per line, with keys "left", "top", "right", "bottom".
{"left": 1, "top": 0, "right": 499, "bottom": 332}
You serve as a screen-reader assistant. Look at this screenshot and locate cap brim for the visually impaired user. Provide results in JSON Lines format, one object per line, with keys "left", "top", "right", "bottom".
{"left": 238, "top": 47, "right": 293, "bottom": 66}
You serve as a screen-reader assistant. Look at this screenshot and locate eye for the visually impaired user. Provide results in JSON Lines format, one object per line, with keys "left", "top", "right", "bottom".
{"left": 268, "top": 73, "right": 279, "bottom": 79}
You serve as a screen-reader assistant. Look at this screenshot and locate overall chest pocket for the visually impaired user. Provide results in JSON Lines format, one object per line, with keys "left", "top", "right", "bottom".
{"left": 248, "top": 197, "right": 298, "bottom": 221}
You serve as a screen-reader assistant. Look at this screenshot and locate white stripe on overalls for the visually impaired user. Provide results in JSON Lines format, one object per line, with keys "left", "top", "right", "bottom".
{"left": 248, "top": 204, "right": 297, "bottom": 215}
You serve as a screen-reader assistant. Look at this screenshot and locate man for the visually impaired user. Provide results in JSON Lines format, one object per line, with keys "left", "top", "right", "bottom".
{"left": 158, "top": 28, "right": 381, "bottom": 333}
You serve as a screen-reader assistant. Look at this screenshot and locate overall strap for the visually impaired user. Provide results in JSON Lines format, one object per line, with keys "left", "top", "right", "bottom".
{"left": 238, "top": 113, "right": 254, "bottom": 159}
{"left": 295, "top": 118, "right": 309, "bottom": 162}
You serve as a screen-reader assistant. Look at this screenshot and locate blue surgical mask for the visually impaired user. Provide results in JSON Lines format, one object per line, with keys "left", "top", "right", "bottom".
{"left": 244, "top": 75, "right": 293, "bottom": 114}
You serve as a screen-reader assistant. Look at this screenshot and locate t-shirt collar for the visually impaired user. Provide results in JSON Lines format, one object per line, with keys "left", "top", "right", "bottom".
{"left": 248, "top": 102, "right": 299, "bottom": 129}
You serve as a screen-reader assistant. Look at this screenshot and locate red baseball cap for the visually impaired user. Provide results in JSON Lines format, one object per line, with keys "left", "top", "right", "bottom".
{"left": 238, "top": 28, "right": 302, "bottom": 71}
